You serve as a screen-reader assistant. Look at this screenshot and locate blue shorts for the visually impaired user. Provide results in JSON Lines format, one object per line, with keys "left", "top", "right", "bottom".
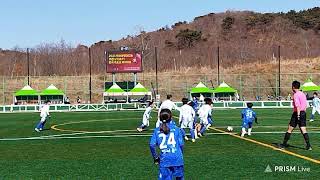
{"left": 159, "top": 166, "right": 184, "bottom": 180}
{"left": 242, "top": 121, "right": 253, "bottom": 128}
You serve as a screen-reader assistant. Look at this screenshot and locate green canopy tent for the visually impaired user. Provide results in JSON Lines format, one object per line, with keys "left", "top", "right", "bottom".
{"left": 189, "top": 82, "right": 214, "bottom": 99}
{"left": 40, "top": 84, "right": 65, "bottom": 104}
{"left": 127, "top": 83, "right": 152, "bottom": 102}
{"left": 213, "top": 82, "right": 237, "bottom": 100}
{"left": 14, "top": 85, "right": 39, "bottom": 105}
{"left": 103, "top": 83, "right": 128, "bottom": 103}
{"left": 301, "top": 79, "right": 320, "bottom": 92}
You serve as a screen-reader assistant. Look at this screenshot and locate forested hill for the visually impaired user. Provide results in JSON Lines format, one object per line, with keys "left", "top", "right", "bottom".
{"left": 1, "top": 7, "right": 320, "bottom": 76}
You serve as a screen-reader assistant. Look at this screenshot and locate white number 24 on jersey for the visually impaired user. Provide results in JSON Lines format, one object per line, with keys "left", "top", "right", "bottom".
{"left": 159, "top": 133, "right": 176, "bottom": 149}
{"left": 246, "top": 111, "right": 253, "bottom": 118}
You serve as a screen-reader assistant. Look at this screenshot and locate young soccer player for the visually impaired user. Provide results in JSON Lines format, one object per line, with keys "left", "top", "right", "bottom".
{"left": 150, "top": 109, "right": 184, "bottom": 180}
{"left": 179, "top": 98, "right": 196, "bottom": 142}
{"left": 281, "top": 81, "right": 312, "bottom": 150}
{"left": 192, "top": 96, "right": 199, "bottom": 112}
{"left": 197, "top": 97, "right": 213, "bottom": 137}
{"left": 310, "top": 92, "right": 320, "bottom": 122}
{"left": 35, "top": 100, "right": 51, "bottom": 132}
{"left": 191, "top": 97, "right": 199, "bottom": 122}
{"left": 137, "top": 101, "right": 154, "bottom": 132}
{"left": 241, "top": 102, "right": 258, "bottom": 137}
{"left": 156, "top": 94, "right": 179, "bottom": 127}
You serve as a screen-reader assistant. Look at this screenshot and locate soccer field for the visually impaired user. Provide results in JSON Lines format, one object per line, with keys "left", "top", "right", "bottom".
{"left": 0, "top": 109, "right": 319, "bottom": 179}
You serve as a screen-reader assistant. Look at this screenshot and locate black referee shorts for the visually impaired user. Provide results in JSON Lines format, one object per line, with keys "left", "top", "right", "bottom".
{"left": 289, "top": 111, "right": 307, "bottom": 128}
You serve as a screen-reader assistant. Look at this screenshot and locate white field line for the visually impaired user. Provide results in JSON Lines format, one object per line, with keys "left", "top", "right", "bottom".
{"left": 215, "top": 126, "right": 320, "bottom": 128}
{"left": 1, "top": 131, "right": 320, "bottom": 141}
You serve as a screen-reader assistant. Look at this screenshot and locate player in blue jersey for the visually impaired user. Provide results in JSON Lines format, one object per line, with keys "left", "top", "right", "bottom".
{"left": 149, "top": 109, "right": 184, "bottom": 180}
{"left": 192, "top": 97, "right": 199, "bottom": 113}
{"left": 137, "top": 101, "right": 154, "bottom": 132}
{"left": 191, "top": 97, "right": 199, "bottom": 123}
{"left": 241, "top": 103, "right": 258, "bottom": 137}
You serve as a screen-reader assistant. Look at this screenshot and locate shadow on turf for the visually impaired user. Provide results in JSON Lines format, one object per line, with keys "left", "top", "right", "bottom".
{"left": 272, "top": 143, "right": 305, "bottom": 150}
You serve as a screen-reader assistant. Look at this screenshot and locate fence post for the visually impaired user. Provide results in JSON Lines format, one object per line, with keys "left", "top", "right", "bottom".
{"left": 239, "top": 75, "right": 242, "bottom": 99}
{"left": 257, "top": 74, "right": 260, "bottom": 97}
{"left": 275, "top": 73, "right": 278, "bottom": 97}
{"left": 168, "top": 75, "right": 171, "bottom": 94}
{"left": 2, "top": 76, "right": 5, "bottom": 105}
{"left": 64, "top": 76, "right": 67, "bottom": 97}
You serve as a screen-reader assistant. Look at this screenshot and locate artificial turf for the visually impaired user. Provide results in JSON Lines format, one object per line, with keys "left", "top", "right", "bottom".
{"left": 0, "top": 108, "right": 319, "bottom": 179}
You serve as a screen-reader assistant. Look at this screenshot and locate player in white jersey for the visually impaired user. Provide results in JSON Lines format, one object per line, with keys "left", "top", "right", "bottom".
{"left": 310, "top": 92, "right": 320, "bottom": 122}
{"left": 156, "top": 95, "right": 179, "bottom": 127}
{"left": 137, "top": 101, "right": 154, "bottom": 132}
{"left": 197, "top": 98, "right": 213, "bottom": 136}
{"left": 179, "top": 98, "right": 196, "bottom": 142}
{"left": 35, "top": 100, "right": 51, "bottom": 132}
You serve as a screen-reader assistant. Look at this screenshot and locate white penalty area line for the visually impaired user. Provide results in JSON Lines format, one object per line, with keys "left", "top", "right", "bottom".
{"left": 2, "top": 130, "right": 320, "bottom": 141}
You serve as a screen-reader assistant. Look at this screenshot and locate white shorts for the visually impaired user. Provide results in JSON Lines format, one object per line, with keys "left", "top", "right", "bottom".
{"left": 181, "top": 120, "right": 194, "bottom": 129}
{"left": 200, "top": 117, "right": 208, "bottom": 126}
{"left": 312, "top": 107, "right": 320, "bottom": 115}
{"left": 142, "top": 115, "right": 149, "bottom": 127}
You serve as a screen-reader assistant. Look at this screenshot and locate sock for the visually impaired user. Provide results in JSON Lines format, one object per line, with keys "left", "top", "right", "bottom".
{"left": 248, "top": 128, "right": 252, "bottom": 135}
{"left": 303, "top": 133, "right": 311, "bottom": 147}
{"left": 36, "top": 121, "right": 42, "bottom": 129}
{"left": 140, "top": 124, "right": 146, "bottom": 129}
{"left": 310, "top": 114, "right": 314, "bottom": 120}
{"left": 241, "top": 128, "right": 246, "bottom": 136}
{"left": 40, "top": 120, "right": 47, "bottom": 129}
{"left": 283, "top": 132, "right": 291, "bottom": 145}
{"left": 190, "top": 128, "right": 195, "bottom": 140}
{"left": 194, "top": 129, "right": 198, "bottom": 138}
{"left": 200, "top": 125, "right": 206, "bottom": 134}
{"left": 194, "top": 116, "right": 198, "bottom": 123}
{"left": 180, "top": 128, "right": 186, "bottom": 137}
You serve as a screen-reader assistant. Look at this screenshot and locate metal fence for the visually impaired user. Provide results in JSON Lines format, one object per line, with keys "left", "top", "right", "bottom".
{"left": 0, "top": 72, "right": 319, "bottom": 105}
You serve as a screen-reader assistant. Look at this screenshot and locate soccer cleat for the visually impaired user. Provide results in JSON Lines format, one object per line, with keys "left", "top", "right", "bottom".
{"left": 34, "top": 128, "right": 40, "bottom": 132}
{"left": 192, "top": 139, "right": 195, "bottom": 143}
{"left": 198, "top": 133, "right": 203, "bottom": 137}
{"left": 39, "top": 128, "right": 43, "bottom": 131}
{"left": 279, "top": 143, "right": 289, "bottom": 149}
{"left": 306, "top": 145, "right": 312, "bottom": 151}
{"left": 184, "top": 136, "right": 189, "bottom": 141}
{"left": 241, "top": 132, "right": 246, "bottom": 137}
{"left": 136, "top": 128, "right": 142, "bottom": 132}
{"left": 309, "top": 119, "right": 314, "bottom": 122}
{"left": 248, "top": 133, "right": 251, "bottom": 136}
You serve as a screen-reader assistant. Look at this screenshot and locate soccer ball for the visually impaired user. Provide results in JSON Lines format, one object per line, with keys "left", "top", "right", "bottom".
{"left": 227, "top": 126, "right": 233, "bottom": 132}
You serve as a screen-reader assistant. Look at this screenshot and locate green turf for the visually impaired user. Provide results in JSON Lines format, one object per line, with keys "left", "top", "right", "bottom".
{"left": 0, "top": 109, "right": 320, "bottom": 179}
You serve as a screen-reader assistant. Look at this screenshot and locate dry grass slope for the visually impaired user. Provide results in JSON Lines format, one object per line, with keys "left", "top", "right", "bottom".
{"left": 0, "top": 57, "right": 319, "bottom": 104}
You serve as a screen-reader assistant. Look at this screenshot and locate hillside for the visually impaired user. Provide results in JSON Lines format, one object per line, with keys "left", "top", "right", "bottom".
{"left": 0, "top": 7, "right": 320, "bottom": 76}
{"left": 1, "top": 57, "right": 319, "bottom": 104}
